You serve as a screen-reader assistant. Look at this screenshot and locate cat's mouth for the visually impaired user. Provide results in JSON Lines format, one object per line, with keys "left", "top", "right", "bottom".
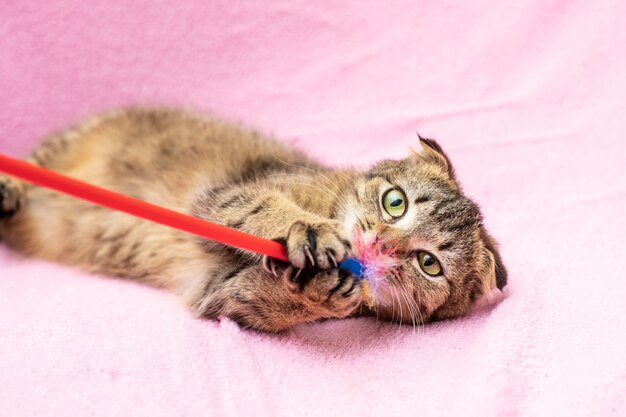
{"left": 347, "top": 228, "right": 401, "bottom": 307}
{"left": 340, "top": 217, "right": 405, "bottom": 307}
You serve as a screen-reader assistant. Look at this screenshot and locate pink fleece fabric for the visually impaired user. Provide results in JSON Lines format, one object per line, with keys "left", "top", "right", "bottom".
{"left": 1, "top": 1, "right": 625, "bottom": 416}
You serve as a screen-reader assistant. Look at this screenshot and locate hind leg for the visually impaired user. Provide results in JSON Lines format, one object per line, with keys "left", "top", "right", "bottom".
{"left": 0, "top": 137, "right": 69, "bottom": 236}
{"left": 0, "top": 114, "right": 104, "bottom": 236}
{"left": 0, "top": 121, "right": 98, "bottom": 239}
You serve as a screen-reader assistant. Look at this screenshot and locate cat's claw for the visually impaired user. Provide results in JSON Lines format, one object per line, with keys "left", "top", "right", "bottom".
{"left": 283, "top": 266, "right": 363, "bottom": 318}
{"left": 262, "top": 255, "right": 282, "bottom": 277}
{"left": 327, "top": 250, "right": 338, "bottom": 268}
{"left": 285, "top": 219, "right": 351, "bottom": 270}
{"left": 304, "top": 245, "right": 315, "bottom": 267}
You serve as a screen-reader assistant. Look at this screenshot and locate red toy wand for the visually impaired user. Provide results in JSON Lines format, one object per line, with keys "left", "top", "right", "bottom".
{"left": 0, "top": 153, "right": 290, "bottom": 261}
{"left": 0, "top": 151, "right": 408, "bottom": 308}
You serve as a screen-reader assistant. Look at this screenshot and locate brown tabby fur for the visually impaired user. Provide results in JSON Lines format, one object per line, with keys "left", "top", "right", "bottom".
{"left": 0, "top": 108, "right": 507, "bottom": 333}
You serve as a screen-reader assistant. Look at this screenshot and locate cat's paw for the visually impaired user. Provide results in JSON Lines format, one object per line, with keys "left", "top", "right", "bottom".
{"left": 284, "top": 267, "right": 363, "bottom": 318}
{"left": 0, "top": 176, "right": 23, "bottom": 219}
{"left": 284, "top": 219, "right": 351, "bottom": 270}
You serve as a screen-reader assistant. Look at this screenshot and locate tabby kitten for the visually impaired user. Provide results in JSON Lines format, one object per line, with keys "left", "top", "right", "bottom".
{"left": 0, "top": 108, "right": 506, "bottom": 333}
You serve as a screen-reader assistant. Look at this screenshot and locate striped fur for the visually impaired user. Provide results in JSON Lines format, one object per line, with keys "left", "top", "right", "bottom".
{"left": 0, "top": 108, "right": 506, "bottom": 332}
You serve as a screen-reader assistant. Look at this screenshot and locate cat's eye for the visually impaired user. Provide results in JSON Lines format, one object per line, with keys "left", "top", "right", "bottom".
{"left": 417, "top": 251, "right": 443, "bottom": 277}
{"left": 382, "top": 188, "right": 407, "bottom": 218}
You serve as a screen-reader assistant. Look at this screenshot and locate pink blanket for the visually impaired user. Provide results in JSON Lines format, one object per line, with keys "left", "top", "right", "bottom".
{"left": 1, "top": 1, "right": 625, "bottom": 416}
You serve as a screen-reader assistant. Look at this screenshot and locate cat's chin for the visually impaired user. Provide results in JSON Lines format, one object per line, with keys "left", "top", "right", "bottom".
{"left": 366, "top": 295, "right": 430, "bottom": 326}
{"left": 368, "top": 285, "right": 396, "bottom": 309}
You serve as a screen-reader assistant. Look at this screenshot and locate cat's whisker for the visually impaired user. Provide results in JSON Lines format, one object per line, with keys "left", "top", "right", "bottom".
{"left": 274, "top": 158, "right": 356, "bottom": 195}
{"left": 390, "top": 276, "right": 411, "bottom": 329}
{"left": 384, "top": 281, "right": 398, "bottom": 325}
{"left": 394, "top": 278, "right": 415, "bottom": 328}
{"left": 397, "top": 286, "right": 405, "bottom": 330}
{"left": 402, "top": 277, "right": 425, "bottom": 332}
{"left": 266, "top": 173, "right": 354, "bottom": 215}
{"left": 266, "top": 173, "right": 338, "bottom": 200}
{"left": 401, "top": 282, "right": 422, "bottom": 332}
{"left": 392, "top": 262, "right": 427, "bottom": 330}
{"left": 266, "top": 172, "right": 364, "bottom": 244}
{"left": 266, "top": 168, "right": 341, "bottom": 197}
{"left": 389, "top": 271, "right": 421, "bottom": 332}
{"left": 413, "top": 285, "right": 426, "bottom": 330}
{"left": 269, "top": 162, "right": 361, "bottom": 225}
{"left": 401, "top": 287, "right": 418, "bottom": 330}
{"left": 265, "top": 178, "right": 339, "bottom": 208}
{"left": 389, "top": 283, "right": 403, "bottom": 328}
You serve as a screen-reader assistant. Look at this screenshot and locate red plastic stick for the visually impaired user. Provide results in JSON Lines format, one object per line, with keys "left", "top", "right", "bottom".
{"left": 0, "top": 153, "right": 289, "bottom": 262}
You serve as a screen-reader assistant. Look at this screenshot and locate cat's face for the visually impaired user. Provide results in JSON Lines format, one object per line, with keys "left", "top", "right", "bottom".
{"left": 343, "top": 139, "right": 507, "bottom": 325}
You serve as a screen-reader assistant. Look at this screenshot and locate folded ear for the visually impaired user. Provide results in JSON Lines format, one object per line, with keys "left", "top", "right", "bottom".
{"left": 413, "top": 134, "right": 456, "bottom": 180}
{"left": 481, "top": 228, "right": 508, "bottom": 291}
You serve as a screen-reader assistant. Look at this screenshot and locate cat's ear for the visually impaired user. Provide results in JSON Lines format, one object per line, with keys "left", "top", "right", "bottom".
{"left": 481, "top": 228, "right": 508, "bottom": 292}
{"left": 412, "top": 134, "right": 456, "bottom": 180}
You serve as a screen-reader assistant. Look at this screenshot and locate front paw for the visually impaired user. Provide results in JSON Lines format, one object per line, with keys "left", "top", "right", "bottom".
{"left": 0, "top": 177, "right": 23, "bottom": 219}
{"left": 284, "top": 267, "right": 363, "bottom": 318}
{"left": 284, "top": 219, "right": 351, "bottom": 269}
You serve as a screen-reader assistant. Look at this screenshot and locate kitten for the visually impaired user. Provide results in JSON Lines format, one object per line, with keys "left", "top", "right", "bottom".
{"left": 0, "top": 108, "right": 507, "bottom": 333}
